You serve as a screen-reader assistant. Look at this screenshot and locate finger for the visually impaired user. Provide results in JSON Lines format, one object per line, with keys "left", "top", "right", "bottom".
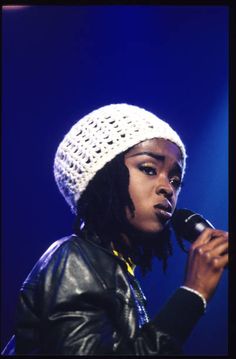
{"left": 191, "top": 228, "right": 227, "bottom": 248}
{"left": 198, "top": 235, "right": 228, "bottom": 253}
{"left": 210, "top": 230, "right": 228, "bottom": 241}
{"left": 202, "top": 243, "right": 228, "bottom": 265}
{"left": 211, "top": 253, "right": 228, "bottom": 270}
{"left": 211, "top": 240, "right": 228, "bottom": 257}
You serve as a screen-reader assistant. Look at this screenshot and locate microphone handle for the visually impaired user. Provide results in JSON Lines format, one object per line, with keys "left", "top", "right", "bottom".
{"left": 181, "top": 214, "right": 228, "bottom": 269}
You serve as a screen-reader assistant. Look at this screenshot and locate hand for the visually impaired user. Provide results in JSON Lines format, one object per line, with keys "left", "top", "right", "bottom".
{"left": 183, "top": 228, "right": 228, "bottom": 302}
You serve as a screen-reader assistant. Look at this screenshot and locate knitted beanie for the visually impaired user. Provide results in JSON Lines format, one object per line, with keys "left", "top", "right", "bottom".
{"left": 54, "top": 104, "right": 187, "bottom": 214}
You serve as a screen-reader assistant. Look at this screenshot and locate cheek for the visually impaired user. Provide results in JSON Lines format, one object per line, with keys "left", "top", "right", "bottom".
{"left": 126, "top": 184, "right": 154, "bottom": 226}
{"left": 125, "top": 180, "right": 149, "bottom": 222}
{"left": 127, "top": 169, "right": 152, "bottom": 200}
{"left": 127, "top": 183, "right": 150, "bottom": 216}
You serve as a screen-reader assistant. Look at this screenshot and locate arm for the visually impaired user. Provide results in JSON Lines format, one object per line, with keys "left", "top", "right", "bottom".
{"left": 183, "top": 228, "right": 228, "bottom": 302}
{"left": 152, "top": 228, "right": 228, "bottom": 346}
{"left": 127, "top": 227, "right": 228, "bottom": 351}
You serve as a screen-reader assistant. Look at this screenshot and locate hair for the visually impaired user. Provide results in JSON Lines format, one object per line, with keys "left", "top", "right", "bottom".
{"left": 74, "top": 151, "right": 187, "bottom": 275}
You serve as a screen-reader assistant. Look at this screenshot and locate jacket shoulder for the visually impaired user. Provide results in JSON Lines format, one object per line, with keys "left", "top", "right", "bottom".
{"left": 22, "top": 234, "right": 121, "bottom": 291}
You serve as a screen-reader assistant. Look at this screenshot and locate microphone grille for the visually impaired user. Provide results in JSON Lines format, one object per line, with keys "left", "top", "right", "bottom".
{"left": 171, "top": 208, "right": 207, "bottom": 242}
{"left": 172, "top": 208, "right": 195, "bottom": 231}
{"left": 172, "top": 208, "right": 203, "bottom": 242}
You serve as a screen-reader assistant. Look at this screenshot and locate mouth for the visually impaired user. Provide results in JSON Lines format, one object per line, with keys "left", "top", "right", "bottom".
{"left": 154, "top": 201, "right": 173, "bottom": 221}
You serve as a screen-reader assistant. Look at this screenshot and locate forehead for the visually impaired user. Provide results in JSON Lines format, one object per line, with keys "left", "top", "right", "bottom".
{"left": 126, "top": 138, "right": 183, "bottom": 163}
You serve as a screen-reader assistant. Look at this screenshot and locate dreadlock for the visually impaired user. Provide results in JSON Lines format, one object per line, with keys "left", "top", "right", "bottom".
{"left": 74, "top": 152, "right": 185, "bottom": 275}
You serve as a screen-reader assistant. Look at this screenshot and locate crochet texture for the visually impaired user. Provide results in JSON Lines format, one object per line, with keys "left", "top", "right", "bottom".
{"left": 54, "top": 103, "right": 187, "bottom": 214}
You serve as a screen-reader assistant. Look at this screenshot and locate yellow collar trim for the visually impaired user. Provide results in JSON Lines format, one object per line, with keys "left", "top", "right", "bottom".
{"left": 112, "top": 249, "right": 135, "bottom": 276}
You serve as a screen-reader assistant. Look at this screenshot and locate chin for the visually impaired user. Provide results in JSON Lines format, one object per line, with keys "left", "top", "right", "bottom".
{"left": 127, "top": 222, "right": 169, "bottom": 240}
{"left": 137, "top": 219, "right": 169, "bottom": 233}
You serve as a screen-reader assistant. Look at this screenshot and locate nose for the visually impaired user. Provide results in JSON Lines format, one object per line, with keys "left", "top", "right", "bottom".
{"left": 155, "top": 176, "right": 174, "bottom": 199}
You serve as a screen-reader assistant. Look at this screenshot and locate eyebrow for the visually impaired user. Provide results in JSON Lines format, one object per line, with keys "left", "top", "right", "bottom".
{"left": 127, "top": 151, "right": 183, "bottom": 174}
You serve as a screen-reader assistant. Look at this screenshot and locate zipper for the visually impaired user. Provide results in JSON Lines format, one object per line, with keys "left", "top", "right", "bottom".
{"left": 129, "top": 277, "right": 150, "bottom": 327}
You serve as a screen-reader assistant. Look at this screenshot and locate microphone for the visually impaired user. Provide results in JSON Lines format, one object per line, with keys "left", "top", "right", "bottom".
{"left": 171, "top": 208, "right": 215, "bottom": 243}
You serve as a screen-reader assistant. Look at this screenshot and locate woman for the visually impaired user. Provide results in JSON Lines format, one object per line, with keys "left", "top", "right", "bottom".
{"left": 3, "top": 103, "right": 228, "bottom": 355}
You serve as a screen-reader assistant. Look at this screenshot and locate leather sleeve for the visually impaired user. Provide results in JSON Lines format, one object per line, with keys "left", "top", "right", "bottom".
{"left": 153, "top": 287, "right": 205, "bottom": 345}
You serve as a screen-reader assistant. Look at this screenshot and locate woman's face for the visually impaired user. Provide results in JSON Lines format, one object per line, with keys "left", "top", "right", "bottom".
{"left": 124, "top": 138, "right": 183, "bottom": 234}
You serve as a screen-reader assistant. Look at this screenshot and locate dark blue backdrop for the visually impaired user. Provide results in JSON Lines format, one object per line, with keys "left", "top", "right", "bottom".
{"left": 2, "top": 5, "right": 228, "bottom": 355}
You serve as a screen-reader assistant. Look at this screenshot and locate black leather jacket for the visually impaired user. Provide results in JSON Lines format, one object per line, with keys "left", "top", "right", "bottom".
{"left": 3, "top": 233, "right": 204, "bottom": 355}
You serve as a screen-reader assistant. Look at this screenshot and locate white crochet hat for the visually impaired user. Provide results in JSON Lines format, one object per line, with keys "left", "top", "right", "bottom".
{"left": 54, "top": 104, "right": 187, "bottom": 214}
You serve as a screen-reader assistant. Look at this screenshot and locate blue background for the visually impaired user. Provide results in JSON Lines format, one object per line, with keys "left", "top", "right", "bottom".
{"left": 2, "top": 5, "right": 228, "bottom": 355}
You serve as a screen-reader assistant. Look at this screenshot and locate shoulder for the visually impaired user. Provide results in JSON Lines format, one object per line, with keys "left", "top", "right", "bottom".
{"left": 22, "top": 234, "right": 124, "bottom": 290}
{"left": 19, "top": 234, "right": 139, "bottom": 323}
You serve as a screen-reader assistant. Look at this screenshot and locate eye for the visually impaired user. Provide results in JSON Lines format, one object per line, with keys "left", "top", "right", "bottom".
{"left": 169, "top": 177, "right": 183, "bottom": 189}
{"left": 139, "top": 165, "right": 157, "bottom": 176}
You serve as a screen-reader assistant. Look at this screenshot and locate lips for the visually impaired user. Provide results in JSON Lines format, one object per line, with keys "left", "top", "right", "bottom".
{"left": 154, "top": 201, "right": 173, "bottom": 220}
